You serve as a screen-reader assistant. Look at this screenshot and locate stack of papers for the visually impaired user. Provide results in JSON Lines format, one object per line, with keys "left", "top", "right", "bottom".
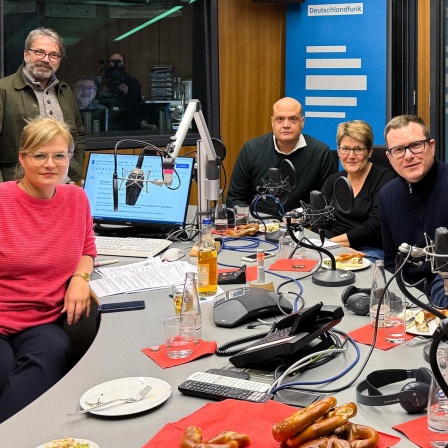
{"left": 90, "top": 258, "right": 197, "bottom": 298}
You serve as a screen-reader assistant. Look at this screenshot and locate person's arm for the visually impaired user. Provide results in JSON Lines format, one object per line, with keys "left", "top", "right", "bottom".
{"left": 317, "top": 145, "right": 338, "bottom": 189}
{"left": 61, "top": 86, "right": 86, "bottom": 182}
{"left": 226, "top": 144, "right": 252, "bottom": 208}
{"left": 379, "top": 188, "right": 396, "bottom": 273}
{"left": 431, "top": 275, "right": 448, "bottom": 308}
{"left": 121, "top": 76, "right": 142, "bottom": 103}
{"left": 345, "top": 169, "right": 396, "bottom": 249}
{"left": 62, "top": 255, "right": 94, "bottom": 325}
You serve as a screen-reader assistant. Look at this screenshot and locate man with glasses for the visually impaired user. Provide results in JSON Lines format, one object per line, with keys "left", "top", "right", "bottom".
{"left": 74, "top": 76, "right": 109, "bottom": 131}
{"left": 379, "top": 115, "right": 448, "bottom": 305}
{"left": 0, "top": 27, "right": 85, "bottom": 183}
{"left": 227, "top": 97, "right": 335, "bottom": 215}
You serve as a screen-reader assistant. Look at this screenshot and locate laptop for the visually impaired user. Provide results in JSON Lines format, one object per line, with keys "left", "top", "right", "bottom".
{"left": 83, "top": 152, "right": 195, "bottom": 237}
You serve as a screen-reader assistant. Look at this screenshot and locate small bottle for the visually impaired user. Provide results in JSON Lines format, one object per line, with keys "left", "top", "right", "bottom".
{"left": 180, "top": 272, "right": 202, "bottom": 343}
{"left": 214, "top": 200, "right": 228, "bottom": 233}
{"left": 428, "top": 346, "right": 448, "bottom": 436}
{"left": 369, "top": 259, "right": 390, "bottom": 327}
{"left": 279, "top": 225, "right": 294, "bottom": 259}
{"left": 197, "top": 219, "right": 218, "bottom": 296}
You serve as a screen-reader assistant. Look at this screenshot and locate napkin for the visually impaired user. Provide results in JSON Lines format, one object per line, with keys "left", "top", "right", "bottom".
{"left": 268, "top": 258, "right": 319, "bottom": 272}
{"left": 218, "top": 266, "right": 258, "bottom": 282}
{"left": 142, "top": 340, "right": 217, "bottom": 368}
{"left": 393, "top": 415, "right": 448, "bottom": 447}
{"left": 142, "top": 399, "right": 401, "bottom": 447}
{"left": 348, "top": 324, "right": 413, "bottom": 350}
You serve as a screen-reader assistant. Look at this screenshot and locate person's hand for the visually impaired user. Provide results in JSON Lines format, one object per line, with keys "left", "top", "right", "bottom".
{"left": 62, "top": 277, "right": 91, "bottom": 325}
{"left": 118, "top": 83, "right": 129, "bottom": 95}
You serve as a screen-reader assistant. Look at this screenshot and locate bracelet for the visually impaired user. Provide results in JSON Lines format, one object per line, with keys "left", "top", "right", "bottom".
{"left": 72, "top": 272, "right": 91, "bottom": 282}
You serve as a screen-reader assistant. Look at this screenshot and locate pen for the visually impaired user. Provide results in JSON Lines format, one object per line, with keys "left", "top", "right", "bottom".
{"left": 94, "top": 259, "right": 120, "bottom": 267}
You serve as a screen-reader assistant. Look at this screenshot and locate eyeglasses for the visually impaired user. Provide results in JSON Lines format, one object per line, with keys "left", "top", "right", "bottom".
{"left": 25, "top": 152, "right": 71, "bottom": 166}
{"left": 74, "top": 85, "right": 96, "bottom": 93}
{"left": 27, "top": 48, "right": 61, "bottom": 62}
{"left": 387, "top": 138, "right": 430, "bottom": 159}
{"left": 273, "top": 116, "right": 302, "bottom": 124}
{"left": 338, "top": 147, "right": 367, "bottom": 155}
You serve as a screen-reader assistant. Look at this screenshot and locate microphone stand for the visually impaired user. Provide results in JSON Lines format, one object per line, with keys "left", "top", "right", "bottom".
{"left": 394, "top": 244, "right": 448, "bottom": 397}
{"left": 284, "top": 213, "right": 355, "bottom": 287}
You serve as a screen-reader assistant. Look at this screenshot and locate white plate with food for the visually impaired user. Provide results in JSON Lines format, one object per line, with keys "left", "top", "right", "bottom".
{"left": 322, "top": 253, "right": 371, "bottom": 271}
{"left": 405, "top": 308, "right": 446, "bottom": 336}
{"left": 79, "top": 377, "right": 172, "bottom": 417}
{"left": 36, "top": 438, "right": 99, "bottom": 448}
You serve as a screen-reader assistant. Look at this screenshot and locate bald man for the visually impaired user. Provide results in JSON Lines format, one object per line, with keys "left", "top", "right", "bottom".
{"left": 227, "top": 97, "right": 336, "bottom": 215}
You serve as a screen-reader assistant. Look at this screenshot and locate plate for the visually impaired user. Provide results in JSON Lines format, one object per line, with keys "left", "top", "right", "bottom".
{"left": 321, "top": 257, "right": 371, "bottom": 271}
{"left": 79, "top": 377, "right": 172, "bottom": 416}
{"left": 406, "top": 309, "right": 438, "bottom": 336}
{"left": 36, "top": 439, "right": 99, "bottom": 448}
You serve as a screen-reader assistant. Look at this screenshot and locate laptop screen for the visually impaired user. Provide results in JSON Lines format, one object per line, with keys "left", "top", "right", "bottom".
{"left": 83, "top": 152, "right": 194, "bottom": 232}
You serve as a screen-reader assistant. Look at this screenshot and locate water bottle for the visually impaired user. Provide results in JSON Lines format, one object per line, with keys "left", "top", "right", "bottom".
{"left": 197, "top": 219, "right": 218, "bottom": 295}
{"left": 180, "top": 272, "right": 202, "bottom": 343}
{"left": 369, "top": 259, "right": 390, "bottom": 327}
{"left": 279, "top": 225, "right": 294, "bottom": 259}
{"left": 428, "top": 346, "right": 448, "bottom": 436}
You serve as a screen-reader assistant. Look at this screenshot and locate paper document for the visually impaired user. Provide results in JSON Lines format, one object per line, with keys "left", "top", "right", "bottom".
{"left": 307, "top": 238, "right": 340, "bottom": 249}
{"left": 90, "top": 258, "right": 197, "bottom": 298}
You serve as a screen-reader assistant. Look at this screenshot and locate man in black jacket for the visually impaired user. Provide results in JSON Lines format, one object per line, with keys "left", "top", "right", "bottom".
{"left": 227, "top": 97, "right": 336, "bottom": 216}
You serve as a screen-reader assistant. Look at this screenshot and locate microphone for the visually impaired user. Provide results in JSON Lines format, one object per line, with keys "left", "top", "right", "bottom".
{"left": 125, "top": 168, "right": 144, "bottom": 206}
{"left": 162, "top": 157, "right": 175, "bottom": 187}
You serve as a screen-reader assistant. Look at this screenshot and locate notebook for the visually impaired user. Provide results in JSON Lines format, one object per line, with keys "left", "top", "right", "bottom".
{"left": 83, "top": 152, "right": 194, "bottom": 236}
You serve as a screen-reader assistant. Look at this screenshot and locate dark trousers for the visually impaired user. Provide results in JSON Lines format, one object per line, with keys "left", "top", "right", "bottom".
{"left": 0, "top": 323, "right": 70, "bottom": 423}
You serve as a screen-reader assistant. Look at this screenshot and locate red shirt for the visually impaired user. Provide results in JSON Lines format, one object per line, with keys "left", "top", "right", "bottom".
{"left": 0, "top": 181, "right": 97, "bottom": 335}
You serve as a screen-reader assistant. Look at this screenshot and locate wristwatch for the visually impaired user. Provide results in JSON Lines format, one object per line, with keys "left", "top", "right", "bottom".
{"left": 72, "top": 272, "right": 91, "bottom": 282}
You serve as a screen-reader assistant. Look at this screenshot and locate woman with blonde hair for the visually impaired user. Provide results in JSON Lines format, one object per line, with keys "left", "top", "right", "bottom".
{"left": 0, "top": 116, "right": 96, "bottom": 423}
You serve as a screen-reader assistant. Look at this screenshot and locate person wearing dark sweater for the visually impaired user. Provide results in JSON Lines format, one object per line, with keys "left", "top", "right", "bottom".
{"left": 379, "top": 115, "right": 448, "bottom": 307}
{"left": 313, "top": 120, "right": 396, "bottom": 261}
{"left": 226, "top": 97, "right": 336, "bottom": 216}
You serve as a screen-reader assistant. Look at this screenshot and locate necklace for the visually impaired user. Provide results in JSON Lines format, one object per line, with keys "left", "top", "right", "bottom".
{"left": 18, "top": 179, "right": 55, "bottom": 199}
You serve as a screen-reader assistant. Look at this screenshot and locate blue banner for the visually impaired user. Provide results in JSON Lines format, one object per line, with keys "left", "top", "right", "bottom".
{"left": 286, "top": 1, "right": 387, "bottom": 149}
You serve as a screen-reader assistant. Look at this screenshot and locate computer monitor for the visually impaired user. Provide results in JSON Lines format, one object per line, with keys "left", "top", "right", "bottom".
{"left": 80, "top": 108, "right": 107, "bottom": 132}
{"left": 83, "top": 152, "right": 195, "bottom": 235}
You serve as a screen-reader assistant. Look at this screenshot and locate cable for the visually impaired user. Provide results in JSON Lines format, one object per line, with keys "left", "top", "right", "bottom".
{"left": 220, "top": 236, "right": 279, "bottom": 252}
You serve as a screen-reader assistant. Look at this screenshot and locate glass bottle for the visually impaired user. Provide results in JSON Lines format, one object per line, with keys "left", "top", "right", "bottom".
{"left": 197, "top": 218, "right": 218, "bottom": 295}
{"left": 369, "top": 259, "right": 390, "bottom": 327}
{"left": 180, "top": 272, "right": 202, "bottom": 343}
{"left": 214, "top": 199, "right": 228, "bottom": 233}
{"left": 279, "top": 225, "right": 294, "bottom": 259}
{"left": 428, "top": 346, "right": 448, "bottom": 436}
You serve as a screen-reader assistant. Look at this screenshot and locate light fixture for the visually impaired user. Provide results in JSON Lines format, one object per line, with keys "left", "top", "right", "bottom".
{"left": 114, "top": 0, "right": 196, "bottom": 41}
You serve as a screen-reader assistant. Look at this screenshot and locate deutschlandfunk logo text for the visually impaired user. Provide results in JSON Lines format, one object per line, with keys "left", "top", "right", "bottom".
{"left": 308, "top": 3, "right": 363, "bottom": 17}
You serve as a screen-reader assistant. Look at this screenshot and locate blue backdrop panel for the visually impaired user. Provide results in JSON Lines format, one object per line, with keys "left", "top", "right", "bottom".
{"left": 286, "top": 1, "right": 387, "bottom": 149}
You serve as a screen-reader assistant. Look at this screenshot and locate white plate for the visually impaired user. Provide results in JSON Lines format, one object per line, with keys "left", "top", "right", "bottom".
{"left": 36, "top": 439, "right": 99, "bottom": 448}
{"left": 406, "top": 310, "right": 438, "bottom": 336}
{"left": 79, "top": 377, "right": 172, "bottom": 416}
{"left": 321, "top": 257, "right": 371, "bottom": 271}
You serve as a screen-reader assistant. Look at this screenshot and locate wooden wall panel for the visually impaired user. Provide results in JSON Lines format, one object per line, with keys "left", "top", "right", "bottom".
{"left": 417, "top": 0, "right": 430, "bottom": 126}
{"left": 218, "top": 0, "right": 286, "bottom": 196}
